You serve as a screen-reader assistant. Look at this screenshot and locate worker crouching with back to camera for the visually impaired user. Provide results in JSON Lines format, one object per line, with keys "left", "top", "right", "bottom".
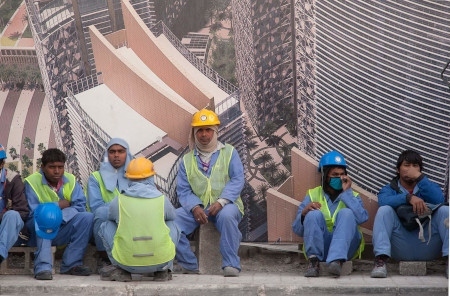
{"left": 98, "top": 157, "right": 180, "bottom": 282}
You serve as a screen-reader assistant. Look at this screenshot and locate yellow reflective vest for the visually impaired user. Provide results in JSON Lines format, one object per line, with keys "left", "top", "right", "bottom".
{"left": 25, "top": 172, "right": 76, "bottom": 203}
{"left": 112, "top": 194, "right": 175, "bottom": 266}
{"left": 306, "top": 186, "right": 365, "bottom": 259}
{"left": 184, "top": 144, "right": 244, "bottom": 215}
{"left": 86, "top": 171, "right": 119, "bottom": 211}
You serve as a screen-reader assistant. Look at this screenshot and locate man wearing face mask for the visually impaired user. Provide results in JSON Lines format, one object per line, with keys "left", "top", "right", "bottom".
{"left": 292, "top": 150, "right": 368, "bottom": 277}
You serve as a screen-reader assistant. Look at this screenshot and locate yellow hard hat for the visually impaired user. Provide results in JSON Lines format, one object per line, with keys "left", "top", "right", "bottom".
{"left": 191, "top": 109, "right": 220, "bottom": 127}
{"left": 125, "top": 157, "right": 155, "bottom": 179}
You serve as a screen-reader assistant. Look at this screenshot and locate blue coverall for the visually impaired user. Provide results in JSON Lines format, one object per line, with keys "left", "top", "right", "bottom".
{"left": 99, "top": 177, "right": 180, "bottom": 274}
{"left": 175, "top": 146, "right": 244, "bottom": 271}
{"left": 372, "top": 175, "right": 448, "bottom": 260}
{"left": 25, "top": 172, "right": 93, "bottom": 274}
{"left": 87, "top": 138, "right": 132, "bottom": 252}
{"left": 0, "top": 169, "right": 24, "bottom": 260}
{"left": 292, "top": 187, "right": 368, "bottom": 263}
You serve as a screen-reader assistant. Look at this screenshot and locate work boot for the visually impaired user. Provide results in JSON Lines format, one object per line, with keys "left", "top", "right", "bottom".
{"left": 154, "top": 270, "right": 172, "bottom": 281}
{"left": 370, "top": 255, "right": 388, "bottom": 278}
{"left": 223, "top": 266, "right": 239, "bottom": 277}
{"left": 61, "top": 265, "right": 92, "bottom": 276}
{"left": 35, "top": 270, "right": 53, "bottom": 280}
{"left": 181, "top": 266, "right": 200, "bottom": 274}
{"left": 100, "top": 265, "right": 131, "bottom": 282}
{"left": 304, "top": 257, "right": 320, "bottom": 277}
{"left": 328, "top": 260, "right": 343, "bottom": 277}
{"left": 99, "top": 264, "right": 116, "bottom": 278}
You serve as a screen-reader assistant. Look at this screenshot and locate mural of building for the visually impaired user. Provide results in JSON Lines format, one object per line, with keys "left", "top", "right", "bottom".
{"left": 297, "top": 1, "right": 450, "bottom": 195}
{"left": 23, "top": 0, "right": 272, "bottom": 241}
{"left": 233, "top": 0, "right": 450, "bottom": 193}
{"left": 0, "top": 2, "right": 37, "bottom": 67}
{"left": 24, "top": 0, "right": 210, "bottom": 179}
{"left": 59, "top": 0, "right": 253, "bottom": 238}
{"left": 233, "top": 1, "right": 450, "bottom": 242}
{"left": 232, "top": 0, "right": 296, "bottom": 136}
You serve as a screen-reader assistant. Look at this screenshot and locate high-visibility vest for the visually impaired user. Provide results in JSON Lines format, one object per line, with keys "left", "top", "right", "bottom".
{"left": 305, "top": 186, "right": 365, "bottom": 259}
{"left": 25, "top": 172, "right": 76, "bottom": 203}
{"left": 184, "top": 144, "right": 244, "bottom": 215}
{"left": 112, "top": 194, "right": 175, "bottom": 266}
{"left": 86, "top": 171, "right": 119, "bottom": 211}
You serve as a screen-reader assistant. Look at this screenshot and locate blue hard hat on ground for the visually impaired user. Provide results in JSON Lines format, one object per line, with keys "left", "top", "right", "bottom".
{"left": 0, "top": 144, "right": 6, "bottom": 159}
{"left": 318, "top": 150, "right": 347, "bottom": 172}
{"left": 34, "top": 203, "right": 63, "bottom": 240}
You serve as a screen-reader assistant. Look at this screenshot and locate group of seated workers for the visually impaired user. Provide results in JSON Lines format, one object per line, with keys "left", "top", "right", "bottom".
{"left": 0, "top": 110, "right": 447, "bottom": 281}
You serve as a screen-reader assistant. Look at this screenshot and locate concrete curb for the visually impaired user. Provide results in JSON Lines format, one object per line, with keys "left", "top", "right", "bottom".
{"left": 0, "top": 273, "right": 447, "bottom": 296}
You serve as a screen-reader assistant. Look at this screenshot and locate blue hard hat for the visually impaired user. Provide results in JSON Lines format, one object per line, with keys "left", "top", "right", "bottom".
{"left": 34, "top": 203, "right": 63, "bottom": 240}
{"left": 318, "top": 150, "right": 347, "bottom": 172}
{"left": 0, "top": 144, "right": 6, "bottom": 159}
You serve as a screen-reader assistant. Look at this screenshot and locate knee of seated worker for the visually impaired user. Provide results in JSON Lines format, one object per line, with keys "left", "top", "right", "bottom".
{"left": 94, "top": 206, "right": 109, "bottom": 221}
{"left": 436, "top": 205, "right": 449, "bottom": 216}
{"left": 2, "top": 210, "right": 21, "bottom": 222}
{"left": 375, "top": 205, "right": 395, "bottom": 218}
{"left": 77, "top": 212, "right": 94, "bottom": 224}
{"left": 304, "top": 209, "right": 325, "bottom": 223}
{"left": 335, "top": 208, "right": 356, "bottom": 221}
{"left": 434, "top": 205, "right": 449, "bottom": 221}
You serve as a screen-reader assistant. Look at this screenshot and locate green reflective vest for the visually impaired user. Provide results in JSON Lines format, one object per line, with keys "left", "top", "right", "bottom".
{"left": 86, "top": 171, "right": 119, "bottom": 211}
{"left": 184, "top": 144, "right": 244, "bottom": 215}
{"left": 305, "top": 186, "right": 365, "bottom": 259}
{"left": 25, "top": 172, "right": 76, "bottom": 203}
{"left": 112, "top": 194, "right": 175, "bottom": 266}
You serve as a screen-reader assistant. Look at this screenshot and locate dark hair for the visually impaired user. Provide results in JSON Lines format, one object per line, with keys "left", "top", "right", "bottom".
{"left": 322, "top": 165, "right": 347, "bottom": 177}
{"left": 396, "top": 150, "right": 423, "bottom": 172}
{"left": 41, "top": 148, "right": 66, "bottom": 166}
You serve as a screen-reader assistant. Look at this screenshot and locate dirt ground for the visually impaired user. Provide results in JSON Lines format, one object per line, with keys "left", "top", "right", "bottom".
{"left": 240, "top": 248, "right": 303, "bottom": 274}
{"left": 239, "top": 247, "right": 446, "bottom": 276}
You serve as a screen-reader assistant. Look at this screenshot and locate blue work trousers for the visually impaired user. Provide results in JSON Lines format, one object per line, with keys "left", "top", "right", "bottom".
{"left": 372, "top": 205, "right": 449, "bottom": 260}
{"left": 26, "top": 212, "right": 93, "bottom": 274}
{"left": 93, "top": 206, "right": 108, "bottom": 251}
{"left": 0, "top": 210, "right": 23, "bottom": 259}
{"left": 99, "top": 219, "right": 180, "bottom": 274}
{"left": 303, "top": 208, "right": 361, "bottom": 263}
{"left": 174, "top": 203, "right": 242, "bottom": 271}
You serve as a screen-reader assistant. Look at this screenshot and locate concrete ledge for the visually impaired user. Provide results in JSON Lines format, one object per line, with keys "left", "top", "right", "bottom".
{"left": 0, "top": 273, "right": 447, "bottom": 296}
{"left": 0, "top": 246, "right": 56, "bottom": 275}
{"left": 399, "top": 261, "right": 427, "bottom": 276}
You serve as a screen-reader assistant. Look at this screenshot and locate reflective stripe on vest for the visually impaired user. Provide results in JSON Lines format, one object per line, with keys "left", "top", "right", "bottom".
{"left": 184, "top": 144, "right": 244, "bottom": 215}
{"left": 25, "top": 172, "right": 76, "bottom": 203}
{"left": 112, "top": 194, "right": 175, "bottom": 266}
{"left": 305, "top": 186, "right": 365, "bottom": 259}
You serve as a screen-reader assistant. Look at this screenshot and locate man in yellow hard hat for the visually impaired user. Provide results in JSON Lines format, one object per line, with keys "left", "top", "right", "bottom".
{"left": 175, "top": 108, "right": 245, "bottom": 277}
{"left": 98, "top": 157, "right": 180, "bottom": 282}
